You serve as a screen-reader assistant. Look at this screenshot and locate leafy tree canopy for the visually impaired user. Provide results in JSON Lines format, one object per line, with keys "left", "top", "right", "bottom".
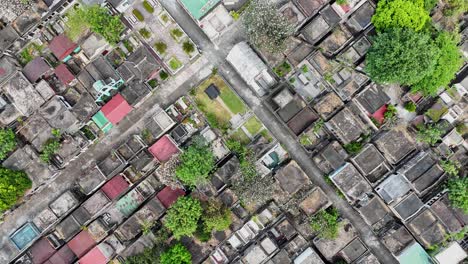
{"left": 365, "top": 28, "right": 438, "bottom": 86}
{"left": 447, "top": 177, "right": 468, "bottom": 213}
{"left": 371, "top": 0, "right": 430, "bottom": 32}
{"left": 310, "top": 208, "right": 340, "bottom": 239}
{"left": 242, "top": 0, "right": 294, "bottom": 53}
{"left": 416, "top": 123, "right": 445, "bottom": 145}
{"left": 0, "top": 167, "right": 31, "bottom": 212}
{"left": 164, "top": 197, "right": 202, "bottom": 239}
{"left": 67, "top": 5, "right": 124, "bottom": 45}
{"left": 411, "top": 32, "right": 463, "bottom": 96}
{"left": 0, "top": 128, "right": 17, "bottom": 160}
{"left": 160, "top": 244, "right": 191, "bottom": 264}
{"left": 175, "top": 137, "right": 215, "bottom": 186}
{"left": 202, "top": 199, "right": 232, "bottom": 232}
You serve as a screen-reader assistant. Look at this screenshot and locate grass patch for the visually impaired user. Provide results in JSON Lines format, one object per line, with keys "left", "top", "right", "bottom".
{"left": 244, "top": 116, "right": 262, "bottom": 135}
{"left": 168, "top": 57, "right": 183, "bottom": 71}
{"left": 133, "top": 9, "right": 144, "bottom": 21}
{"left": 142, "top": 0, "right": 154, "bottom": 13}
{"left": 231, "top": 129, "right": 250, "bottom": 144}
{"left": 259, "top": 129, "right": 273, "bottom": 142}
{"left": 192, "top": 75, "right": 236, "bottom": 131}
{"left": 219, "top": 87, "right": 247, "bottom": 114}
{"left": 426, "top": 105, "right": 448, "bottom": 122}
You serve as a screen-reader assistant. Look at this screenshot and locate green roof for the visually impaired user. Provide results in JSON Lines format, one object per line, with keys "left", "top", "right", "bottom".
{"left": 92, "top": 111, "right": 113, "bottom": 133}
{"left": 398, "top": 243, "right": 434, "bottom": 264}
{"left": 180, "top": 0, "right": 221, "bottom": 20}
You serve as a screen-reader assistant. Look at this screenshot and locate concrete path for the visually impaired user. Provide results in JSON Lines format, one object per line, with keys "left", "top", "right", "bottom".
{"left": 160, "top": 1, "right": 398, "bottom": 263}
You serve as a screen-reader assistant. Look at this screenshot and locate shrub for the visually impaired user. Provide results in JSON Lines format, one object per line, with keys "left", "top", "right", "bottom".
{"left": 384, "top": 104, "right": 397, "bottom": 120}
{"left": 404, "top": 101, "right": 417, "bottom": 112}
{"left": 336, "top": 0, "right": 347, "bottom": 5}
{"left": 164, "top": 197, "right": 202, "bottom": 239}
{"left": 0, "top": 128, "right": 17, "bottom": 160}
{"left": 175, "top": 138, "right": 215, "bottom": 186}
{"left": 139, "top": 28, "right": 151, "bottom": 39}
{"left": 416, "top": 123, "right": 445, "bottom": 146}
{"left": 123, "top": 39, "right": 134, "bottom": 53}
{"left": 125, "top": 228, "right": 170, "bottom": 264}
{"left": 182, "top": 41, "right": 195, "bottom": 54}
{"left": 159, "top": 70, "right": 169, "bottom": 80}
{"left": 160, "top": 244, "right": 191, "bottom": 264}
{"left": 170, "top": 28, "right": 184, "bottom": 40}
{"left": 40, "top": 139, "right": 61, "bottom": 163}
{"left": 133, "top": 9, "right": 144, "bottom": 21}
{"left": 310, "top": 208, "right": 340, "bottom": 239}
{"left": 168, "top": 57, "right": 183, "bottom": 71}
{"left": 154, "top": 41, "right": 167, "bottom": 54}
{"left": 0, "top": 167, "right": 31, "bottom": 212}
{"left": 230, "top": 11, "right": 240, "bottom": 20}
{"left": 440, "top": 160, "right": 460, "bottom": 176}
{"left": 147, "top": 79, "right": 158, "bottom": 88}
{"left": 142, "top": 0, "right": 154, "bottom": 13}
{"left": 447, "top": 177, "right": 468, "bottom": 213}
{"left": 202, "top": 198, "right": 231, "bottom": 233}
{"left": 343, "top": 141, "right": 363, "bottom": 155}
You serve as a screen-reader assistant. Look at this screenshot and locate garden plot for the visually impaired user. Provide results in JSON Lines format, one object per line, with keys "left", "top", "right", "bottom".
{"left": 124, "top": 0, "right": 199, "bottom": 73}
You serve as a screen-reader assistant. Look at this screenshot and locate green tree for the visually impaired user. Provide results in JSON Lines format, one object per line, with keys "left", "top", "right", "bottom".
{"left": 310, "top": 208, "right": 340, "bottom": 239}
{"left": 447, "top": 177, "right": 468, "bottom": 213}
{"left": 175, "top": 138, "right": 215, "bottom": 186}
{"left": 202, "top": 199, "right": 232, "bottom": 232}
{"left": 371, "top": 0, "right": 430, "bottom": 32}
{"left": 0, "top": 128, "right": 17, "bottom": 160}
{"left": 125, "top": 228, "right": 170, "bottom": 264}
{"left": 164, "top": 197, "right": 202, "bottom": 239}
{"left": 66, "top": 5, "right": 124, "bottom": 45}
{"left": 416, "top": 123, "right": 445, "bottom": 146}
{"left": 160, "top": 244, "right": 191, "bottom": 264}
{"left": 0, "top": 167, "right": 32, "bottom": 212}
{"left": 404, "top": 101, "right": 417, "bottom": 112}
{"left": 411, "top": 32, "right": 463, "bottom": 96}
{"left": 242, "top": 0, "right": 294, "bottom": 53}
{"left": 365, "top": 28, "right": 438, "bottom": 86}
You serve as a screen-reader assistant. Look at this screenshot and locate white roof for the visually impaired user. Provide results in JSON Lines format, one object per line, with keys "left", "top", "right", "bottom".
{"left": 294, "top": 247, "right": 325, "bottom": 264}
{"left": 434, "top": 242, "right": 467, "bottom": 264}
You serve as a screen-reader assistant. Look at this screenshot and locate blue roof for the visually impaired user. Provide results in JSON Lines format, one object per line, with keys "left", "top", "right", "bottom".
{"left": 398, "top": 243, "right": 434, "bottom": 264}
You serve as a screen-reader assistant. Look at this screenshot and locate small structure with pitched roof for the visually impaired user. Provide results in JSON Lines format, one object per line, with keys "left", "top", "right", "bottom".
{"left": 100, "top": 93, "right": 132, "bottom": 125}
{"left": 148, "top": 135, "right": 180, "bottom": 162}
{"left": 22, "top": 57, "right": 51, "bottom": 83}
{"left": 49, "top": 34, "right": 79, "bottom": 62}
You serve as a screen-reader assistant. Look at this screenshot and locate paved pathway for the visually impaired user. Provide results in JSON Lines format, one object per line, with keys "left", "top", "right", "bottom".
{"left": 160, "top": 1, "right": 398, "bottom": 263}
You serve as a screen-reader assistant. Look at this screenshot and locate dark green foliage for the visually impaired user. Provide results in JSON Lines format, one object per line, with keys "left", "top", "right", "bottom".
{"left": 175, "top": 137, "right": 215, "bottom": 186}
{"left": 447, "top": 177, "right": 468, "bottom": 213}
{"left": 160, "top": 244, "right": 191, "bottom": 264}
{"left": 123, "top": 39, "right": 134, "bottom": 53}
{"left": 125, "top": 228, "right": 170, "bottom": 264}
{"left": 202, "top": 199, "right": 232, "bottom": 232}
{"left": 133, "top": 9, "right": 144, "bottom": 21}
{"left": 159, "top": 70, "right": 169, "bottom": 80}
{"left": 404, "top": 101, "right": 417, "bottom": 112}
{"left": 164, "top": 197, "right": 202, "bottom": 239}
{"left": 182, "top": 41, "right": 195, "bottom": 54}
{"left": 411, "top": 32, "right": 463, "bottom": 96}
{"left": 310, "top": 207, "right": 340, "bottom": 239}
{"left": 273, "top": 61, "right": 292, "bottom": 77}
{"left": 371, "top": 0, "right": 430, "bottom": 32}
{"left": 0, "top": 167, "right": 31, "bottom": 212}
{"left": 442, "top": 0, "right": 468, "bottom": 17}
{"left": 242, "top": 0, "right": 294, "bottom": 53}
{"left": 384, "top": 104, "right": 397, "bottom": 120}
{"left": 0, "top": 128, "right": 17, "bottom": 160}
{"left": 365, "top": 28, "right": 438, "bottom": 86}
{"left": 194, "top": 223, "right": 211, "bottom": 242}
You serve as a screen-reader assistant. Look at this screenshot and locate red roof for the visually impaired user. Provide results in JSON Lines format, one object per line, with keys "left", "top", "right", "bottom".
{"left": 49, "top": 35, "right": 78, "bottom": 61}
{"left": 22, "top": 57, "right": 51, "bottom": 83}
{"left": 29, "top": 238, "right": 56, "bottom": 264}
{"left": 148, "top": 135, "right": 179, "bottom": 162}
{"left": 371, "top": 104, "right": 387, "bottom": 124}
{"left": 78, "top": 246, "right": 108, "bottom": 264}
{"left": 48, "top": 244, "right": 76, "bottom": 264}
{"left": 101, "top": 174, "right": 129, "bottom": 200}
{"left": 101, "top": 94, "right": 132, "bottom": 125}
{"left": 67, "top": 231, "right": 96, "bottom": 258}
{"left": 156, "top": 186, "right": 185, "bottom": 208}
{"left": 54, "top": 64, "right": 75, "bottom": 85}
